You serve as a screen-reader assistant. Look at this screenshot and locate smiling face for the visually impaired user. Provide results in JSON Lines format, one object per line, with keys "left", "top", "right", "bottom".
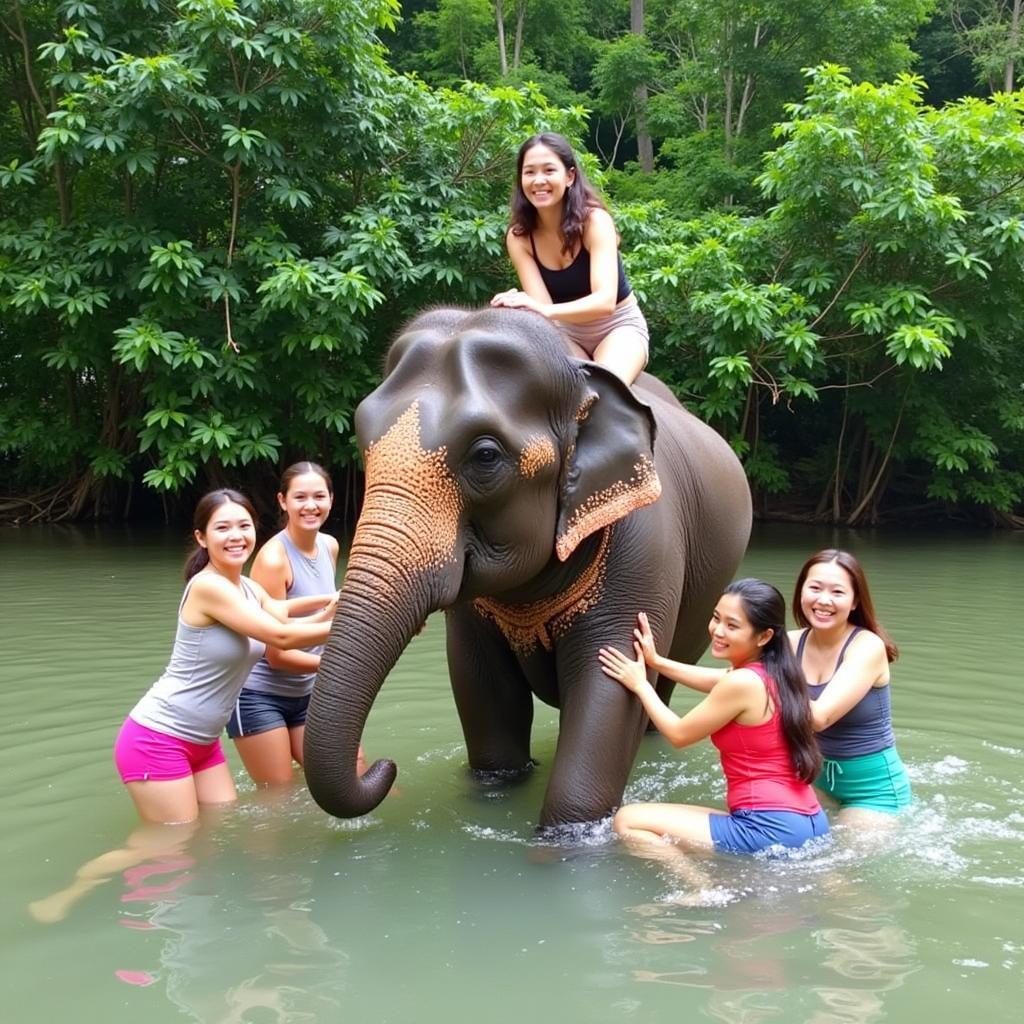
{"left": 195, "top": 500, "right": 256, "bottom": 573}
{"left": 279, "top": 470, "right": 333, "bottom": 536}
{"left": 520, "top": 143, "right": 576, "bottom": 213}
{"left": 708, "top": 592, "right": 773, "bottom": 668}
{"left": 799, "top": 559, "right": 857, "bottom": 633}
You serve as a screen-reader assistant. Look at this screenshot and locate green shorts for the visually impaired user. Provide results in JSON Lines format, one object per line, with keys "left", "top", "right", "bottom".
{"left": 816, "top": 746, "right": 912, "bottom": 814}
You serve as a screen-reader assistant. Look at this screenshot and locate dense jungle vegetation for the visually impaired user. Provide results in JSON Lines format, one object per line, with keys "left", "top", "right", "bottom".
{"left": 1, "top": 0, "right": 1022, "bottom": 528}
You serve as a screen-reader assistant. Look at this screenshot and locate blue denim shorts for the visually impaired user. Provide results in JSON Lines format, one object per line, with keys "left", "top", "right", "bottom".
{"left": 709, "top": 807, "right": 830, "bottom": 855}
{"left": 226, "top": 689, "right": 310, "bottom": 738}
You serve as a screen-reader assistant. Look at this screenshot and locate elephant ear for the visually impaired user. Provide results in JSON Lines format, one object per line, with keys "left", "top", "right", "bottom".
{"left": 555, "top": 362, "right": 662, "bottom": 562}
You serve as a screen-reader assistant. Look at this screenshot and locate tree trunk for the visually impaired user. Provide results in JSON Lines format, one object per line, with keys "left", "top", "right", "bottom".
{"left": 513, "top": 0, "right": 526, "bottom": 69}
{"left": 630, "top": 0, "right": 654, "bottom": 172}
{"left": 847, "top": 390, "right": 908, "bottom": 526}
{"left": 496, "top": 0, "right": 508, "bottom": 76}
{"left": 1007, "top": 0, "right": 1022, "bottom": 93}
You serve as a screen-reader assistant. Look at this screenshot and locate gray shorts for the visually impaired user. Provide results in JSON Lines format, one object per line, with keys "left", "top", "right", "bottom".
{"left": 558, "top": 296, "right": 650, "bottom": 362}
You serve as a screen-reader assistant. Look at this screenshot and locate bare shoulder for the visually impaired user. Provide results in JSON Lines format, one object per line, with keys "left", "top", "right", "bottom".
{"left": 251, "top": 536, "right": 289, "bottom": 574}
{"left": 242, "top": 575, "right": 270, "bottom": 603}
{"left": 786, "top": 627, "right": 804, "bottom": 650}
{"left": 718, "top": 666, "right": 766, "bottom": 698}
{"left": 187, "top": 571, "right": 231, "bottom": 597}
{"left": 848, "top": 628, "right": 890, "bottom": 680}
{"left": 322, "top": 532, "right": 340, "bottom": 564}
{"left": 250, "top": 536, "right": 291, "bottom": 592}
{"left": 506, "top": 226, "right": 530, "bottom": 255}
{"left": 583, "top": 205, "right": 617, "bottom": 237}
{"left": 185, "top": 571, "right": 241, "bottom": 609}
{"left": 254, "top": 535, "right": 287, "bottom": 566}
{"left": 849, "top": 628, "right": 887, "bottom": 658}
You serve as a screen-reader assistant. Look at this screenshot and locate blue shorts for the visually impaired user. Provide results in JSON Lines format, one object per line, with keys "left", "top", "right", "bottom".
{"left": 226, "top": 689, "right": 310, "bottom": 739}
{"left": 816, "top": 746, "right": 912, "bottom": 814}
{"left": 709, "top": 807, "right": 830, "bottom": 855}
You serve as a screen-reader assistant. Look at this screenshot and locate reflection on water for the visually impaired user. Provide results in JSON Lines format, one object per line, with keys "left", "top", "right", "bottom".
{"left": 624, "top": 872, "right": 921, "bottom": 1024}
{"left": 1, "top": 523, "right": 1022, "bottom": 1022}
{"left": 145, "top": 802, "right": 353, "bottom": 1022}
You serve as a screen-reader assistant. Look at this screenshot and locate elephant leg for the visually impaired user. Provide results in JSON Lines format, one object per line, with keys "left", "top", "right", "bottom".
{"left": 539, "top": 645, "right": 651, "bottom": 826}
{"left": 445, "top": 605, "right": 535, "bottom": 774}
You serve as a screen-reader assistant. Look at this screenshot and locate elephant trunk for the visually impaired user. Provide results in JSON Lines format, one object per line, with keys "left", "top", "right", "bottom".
{"left": 303, "top": 513, "right": 460, "bottom": 819}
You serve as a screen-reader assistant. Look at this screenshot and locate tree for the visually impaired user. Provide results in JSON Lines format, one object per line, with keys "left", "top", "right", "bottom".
{"left": 627, "top": 66, "right": 1024, "bottom": 524}
{"left": 0, "top": 0, "right": 579, "bottom": 520}
{"left": 591, "top": 29, "right": 662, "bottom": 166}
{"left": 630, "top": 0, "right": 653, "bottom": 171}
{"left": 948, "top": 0, "right": 1024, "bottom": 92}
{"left": 637, "top": 0, "right": 935, "bottom": 202}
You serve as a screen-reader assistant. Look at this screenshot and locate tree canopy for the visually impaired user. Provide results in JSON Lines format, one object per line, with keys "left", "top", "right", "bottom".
{"left": 1, "top": 0, "right": 1022, "bottom": 528}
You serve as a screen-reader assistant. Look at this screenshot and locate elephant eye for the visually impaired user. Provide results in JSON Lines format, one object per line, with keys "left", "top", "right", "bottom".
{"left": 468, "top": 440, "right": 503, "bottom": 466}
{"left": 463, "top": 439, "right": 509, "bottom": 487}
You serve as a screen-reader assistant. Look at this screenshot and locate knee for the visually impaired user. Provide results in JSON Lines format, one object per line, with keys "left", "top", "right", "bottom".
{"left": 613, "top": 804, "right": 640, "bottom": 837}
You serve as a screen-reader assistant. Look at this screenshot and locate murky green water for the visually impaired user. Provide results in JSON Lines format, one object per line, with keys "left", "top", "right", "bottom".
{"left": 1, "top": 523, "right": 1021, "bottom": 1022}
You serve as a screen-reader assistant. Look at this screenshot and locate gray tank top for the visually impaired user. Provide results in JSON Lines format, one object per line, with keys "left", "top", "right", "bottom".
{"left": 130, "top": 577, "right": 266, "bottom": 744}
{"left": 242, "top": 531, "right": 334, "bottom": 697}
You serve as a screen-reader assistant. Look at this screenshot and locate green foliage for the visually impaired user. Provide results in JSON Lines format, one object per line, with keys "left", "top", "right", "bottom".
{"left": 631, "top": 65, "right": 1024, "bottom": 520}
{"left": 620, "top": 0, "right": 938, "bottom": 204}
{"left": 942, "top": 0, "right": 1024, "bottom": 93}
{"left": 0, "top": 0, "right": 575, "bottom": 510}
{"left": 1, "top": 1, "right": 1021, "bottom": 527}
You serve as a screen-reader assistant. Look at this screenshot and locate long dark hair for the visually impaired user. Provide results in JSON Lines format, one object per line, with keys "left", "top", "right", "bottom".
{"left": 792, "top": 549, "right": 898, "bottom": 662}
{"left": 278, "top": 460, "right": 333, "bottom": 526}
{"left": 508, "top": 132, "right": 608, "bottom": 256}
{"left": 725, "top": 578, "right": 822, "bottom": 784}
{"left": 184, "top": 489, "right": 257, "bottom": 580}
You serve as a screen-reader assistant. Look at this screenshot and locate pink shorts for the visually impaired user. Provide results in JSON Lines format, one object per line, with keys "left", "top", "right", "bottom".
{"left": 558, "top": 295, "right": 650, "bottom": 361}
{"left": 114, "top": 717, "right": 226, "bottom": 783}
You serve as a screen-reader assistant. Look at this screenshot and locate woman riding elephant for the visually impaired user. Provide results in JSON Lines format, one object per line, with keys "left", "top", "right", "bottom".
{"left": 303, "top": 305, "right": 751, "bottom": 828}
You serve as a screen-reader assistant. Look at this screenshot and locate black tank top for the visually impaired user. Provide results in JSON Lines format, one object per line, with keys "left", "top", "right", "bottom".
{"left": 798, "top": 627, "right": 895, "bottom": 758}
{"left": 529, "top": 234, "right": 631, "bottom": 305}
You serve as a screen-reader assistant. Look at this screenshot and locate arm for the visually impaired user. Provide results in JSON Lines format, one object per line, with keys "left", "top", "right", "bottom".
{"left": 283, "top": 592, "right": 339, "bottom": 619}
{"left": 183, "top": 574, "right": 332, "bottom": 650}
{"left": 491, "top": 212, "right": 621, "bottom": 323}
{"left": 249, "top": 538, "right": 332, "bottom": 672}
{"left": 809, "top": 631, "right": 889, "bottom": 731}
{"left": 598, "top": 642, "right": 753, "bottom": 748}
{"left": 634, "top": 611, "right": 726, "bottom": 693}
{"left": 504, "top": 229, "right": 554, "bottom": 305}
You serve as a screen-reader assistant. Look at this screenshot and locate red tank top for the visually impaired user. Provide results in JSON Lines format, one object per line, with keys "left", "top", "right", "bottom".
{"left": 710, "top": 662, "right": 821, "bottom": 814}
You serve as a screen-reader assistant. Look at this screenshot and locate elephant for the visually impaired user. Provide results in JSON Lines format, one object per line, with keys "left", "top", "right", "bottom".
{"left": 303, "top": 305, "right": 752, "bottom": 828}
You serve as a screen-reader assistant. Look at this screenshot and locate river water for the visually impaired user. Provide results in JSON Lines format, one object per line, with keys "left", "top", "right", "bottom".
{"left": 1, "top": 523, "right": 1021, "bottom": 1022}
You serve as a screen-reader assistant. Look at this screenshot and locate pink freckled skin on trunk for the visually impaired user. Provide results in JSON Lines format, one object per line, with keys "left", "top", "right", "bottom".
{"left": 353, "top": 402, "right": 464, "bottom": 586}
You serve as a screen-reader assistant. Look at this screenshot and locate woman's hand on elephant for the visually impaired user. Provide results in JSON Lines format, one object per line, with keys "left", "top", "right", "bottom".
{"left": 633, "top": 612, "right": 659, "bottom": 666}
{"left": 598, "top": 642, "right": 649, "bottom": 695}
{"left": 308, "top": 589, "right": 340, "bottom": 623}
{"left": 490, "top": 289, "right": 548, "bottom": 316}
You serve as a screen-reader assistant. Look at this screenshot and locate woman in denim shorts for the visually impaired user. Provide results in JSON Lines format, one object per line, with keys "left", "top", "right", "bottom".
{"left": 599, "top": 579, "right": 828, "bottom": 856}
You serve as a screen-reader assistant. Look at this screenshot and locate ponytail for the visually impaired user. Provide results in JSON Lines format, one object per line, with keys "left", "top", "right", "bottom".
{"left": 724, "top": 578, "right": 822, "bottom": 784}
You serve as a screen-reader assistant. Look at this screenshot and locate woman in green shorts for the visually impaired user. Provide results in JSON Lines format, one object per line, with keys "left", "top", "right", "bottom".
{"left": 790, "top": 549, "right": 912, "bottom": 826}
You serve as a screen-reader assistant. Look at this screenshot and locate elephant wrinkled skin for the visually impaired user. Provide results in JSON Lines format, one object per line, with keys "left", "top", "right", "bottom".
{"left": 304, "top": 306, "right": 751, "bottom": 828}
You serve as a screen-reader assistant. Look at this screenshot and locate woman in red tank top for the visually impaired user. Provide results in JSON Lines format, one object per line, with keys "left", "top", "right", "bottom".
{"left": 599, "top": 578, "right": 828, "bottom": 855}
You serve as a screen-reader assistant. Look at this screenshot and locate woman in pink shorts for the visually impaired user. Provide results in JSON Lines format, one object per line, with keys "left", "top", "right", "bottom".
{"left": 113, "top": 488, "right": 339, "bottom": 824}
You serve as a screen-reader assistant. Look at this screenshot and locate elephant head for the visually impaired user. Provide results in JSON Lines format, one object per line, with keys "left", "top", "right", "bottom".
{"left": 303, "top": 306, "right": 661, "bottom": 818}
